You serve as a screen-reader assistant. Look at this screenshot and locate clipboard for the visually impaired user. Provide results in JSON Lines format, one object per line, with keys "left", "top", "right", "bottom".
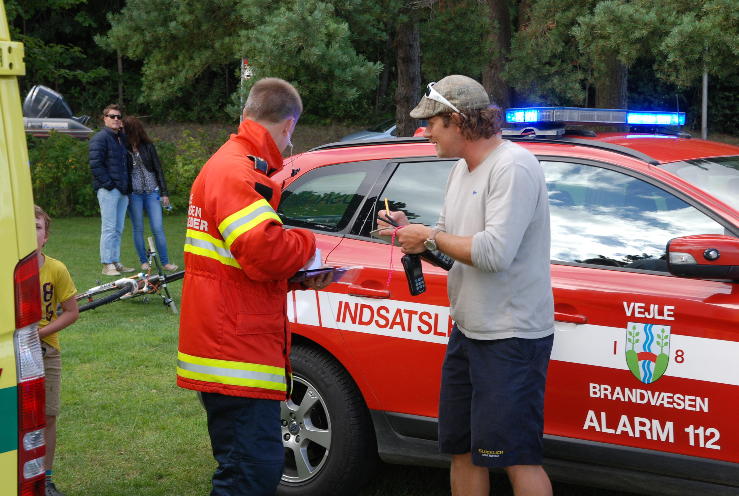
{"left": 288, "top": 266, "right": 351, "bottom": 284}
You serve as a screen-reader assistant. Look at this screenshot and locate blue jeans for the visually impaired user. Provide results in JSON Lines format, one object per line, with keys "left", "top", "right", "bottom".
{"left": 201, "top": 393, "right": 284, "bottom": 496}
{"left": 97, "top": 188, "right": 129, "bottom": 264}
{"left": 128, "top": 191, "right": 171, "bottom": 265}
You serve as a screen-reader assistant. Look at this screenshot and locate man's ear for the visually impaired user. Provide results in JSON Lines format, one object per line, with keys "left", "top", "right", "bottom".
{"left": 282, "top": 117, "right": 296, "bottom": 136}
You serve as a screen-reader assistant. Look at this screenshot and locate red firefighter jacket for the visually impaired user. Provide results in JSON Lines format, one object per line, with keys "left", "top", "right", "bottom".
{"left": 177, "top": 119, "right": 316, "bottom": 400}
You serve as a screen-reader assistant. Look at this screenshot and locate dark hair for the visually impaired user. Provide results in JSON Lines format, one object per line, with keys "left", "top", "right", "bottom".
{"left": 123, "top": 116, "right": 152, "bottom": 150}
{"left": 34, "top": 204, "right": 51, "bottom": 232}
{"left": 102, "top": 103, "right": 122, "bottom": 118}
{"left": 243, "top": 77, "right": 302, "bottom": 123}
{"left": 440, "top": 106, "right": 503, "bottom": 140}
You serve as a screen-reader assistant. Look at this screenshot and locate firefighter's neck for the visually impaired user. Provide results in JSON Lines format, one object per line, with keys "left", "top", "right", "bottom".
{"left": 245, "top": 115, "right": 297, "bottom": 153}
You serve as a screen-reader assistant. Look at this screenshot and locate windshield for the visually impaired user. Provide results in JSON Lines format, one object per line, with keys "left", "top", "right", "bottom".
{"left": 367, "top": 119, "right": 395, "bottom": 132}
{"left": 660, "top": 156, "right": 739, "bottom": 211}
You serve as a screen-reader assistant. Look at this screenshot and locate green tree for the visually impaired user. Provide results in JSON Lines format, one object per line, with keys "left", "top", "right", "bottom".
{"left": 506, "top": 0, "right": 738, "bottom": 116}
{"left": 656, "top": 0, "right": 738, "bottom": 87}
{"left": 104, "top": 0, "right": 380, "bottom": 121}
{"left": 506, "top": 0, "right": 592, "bottom": 105}
{"left": 6, "top": 0, "right": 124, "bottom": 116}
{"left": 237, "top": 0, "right": 381, "bottom": 120}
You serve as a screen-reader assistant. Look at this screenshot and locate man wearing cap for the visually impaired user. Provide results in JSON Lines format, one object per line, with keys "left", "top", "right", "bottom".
{"left": 378, "top": 75, "right": 554, "bottom": 495}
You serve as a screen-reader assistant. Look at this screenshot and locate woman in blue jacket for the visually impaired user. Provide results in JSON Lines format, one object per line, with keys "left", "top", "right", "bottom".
{"left": 123, "top": 116, "right": 177, "bottom": 272}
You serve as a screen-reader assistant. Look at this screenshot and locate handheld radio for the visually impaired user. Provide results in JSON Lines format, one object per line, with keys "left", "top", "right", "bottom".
{"left": 378, "top": 213, "right": 454, "bottom": 270}
{"left": 401, "top": 254, "right": 426, "bottom": 295}
{"left": 378, "top": 212, "right": 454, "bottom": 296}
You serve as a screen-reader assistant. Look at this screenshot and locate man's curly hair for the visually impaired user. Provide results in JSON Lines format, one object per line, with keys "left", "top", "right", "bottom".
{"left": 440, "top": 106, "right": 503, "bottom": 140}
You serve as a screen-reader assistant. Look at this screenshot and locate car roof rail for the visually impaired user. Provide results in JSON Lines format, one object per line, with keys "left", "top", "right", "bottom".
{"left": 309, "top": 135, "right": 660, "bottom": 165}
{"left": 309, "top": 136, "right": 427, "bottom": 152}
{"left": 506, "top": 136, "right": 660, "bottom": 165}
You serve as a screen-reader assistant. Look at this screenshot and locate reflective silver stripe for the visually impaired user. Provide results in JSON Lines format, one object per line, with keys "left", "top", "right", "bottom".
{"left": 177, "top": 360, "right": 287, "bottom": 385}
{"left": 185, "top": 236, "right": 235, "bottom": 260}
{"left": 220, "top": 204, "right": 277, "bottom": 242}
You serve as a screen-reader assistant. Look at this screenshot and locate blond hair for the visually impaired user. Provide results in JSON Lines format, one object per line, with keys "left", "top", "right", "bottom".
{"left": 244, "top": 78, "right": 302, "bottom": 123}
{"left": 34, "top": 204, "right": 51, "bottom": 232}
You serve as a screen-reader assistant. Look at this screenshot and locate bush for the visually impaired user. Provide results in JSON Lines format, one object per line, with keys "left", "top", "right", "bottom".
{"left": 28, "top": 129, "right": 219, "bottom": 217}
{"left": 156, "top": 131, "right": 214, "bottom": 212}
{"left": 28, "top": 132, "right": 97, "bottom": 217}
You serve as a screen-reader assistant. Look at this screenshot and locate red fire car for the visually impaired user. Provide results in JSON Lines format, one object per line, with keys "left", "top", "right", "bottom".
{"left": 272, "top": 108, "right": 739, "bottom": 496}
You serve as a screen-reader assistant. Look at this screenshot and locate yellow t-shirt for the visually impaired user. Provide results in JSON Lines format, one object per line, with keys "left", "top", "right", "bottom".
{"left": 39, "top": 255, "right": 77, "bottom": 350}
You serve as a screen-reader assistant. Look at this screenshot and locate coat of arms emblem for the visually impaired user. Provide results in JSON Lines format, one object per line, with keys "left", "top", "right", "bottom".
{"left": 625, "top": 322, "right": 671, "bottom": 384}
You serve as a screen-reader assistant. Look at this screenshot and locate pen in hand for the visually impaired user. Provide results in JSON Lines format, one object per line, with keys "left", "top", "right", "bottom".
{"left": 381, "top": 197, "right": 398, "bottom": 226}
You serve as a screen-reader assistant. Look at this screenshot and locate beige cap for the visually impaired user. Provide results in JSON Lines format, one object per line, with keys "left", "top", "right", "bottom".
{"left": 410, "top": 75, "right": 490, "bottom": 119}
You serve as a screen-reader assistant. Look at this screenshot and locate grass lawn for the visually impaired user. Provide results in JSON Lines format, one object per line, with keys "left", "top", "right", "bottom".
{"left": 45, "top": 215, "right": 634, "bottom": 496}
{"left": 46, "top": 213, "right": 212, "bottom": 495}
{"left": 45, "top": 214, "right": 454, "bottom": 496}
{"left": 44, "top": 215, "right": 626, "bottom": 496}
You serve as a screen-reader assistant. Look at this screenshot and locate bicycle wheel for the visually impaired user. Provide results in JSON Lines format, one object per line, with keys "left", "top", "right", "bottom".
{"left": 77, "top": 283, "right": 134, "bottom": 312}
{"left": 164, "top": 271, "right": 185, "bottom": 283}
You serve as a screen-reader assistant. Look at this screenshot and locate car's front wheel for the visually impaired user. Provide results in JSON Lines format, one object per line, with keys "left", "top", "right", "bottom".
{"left": 277, "top": 344, "right": 376, "bottom": 496}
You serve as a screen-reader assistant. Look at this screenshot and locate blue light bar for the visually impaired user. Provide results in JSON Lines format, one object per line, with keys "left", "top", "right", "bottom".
{"left": 626, "top": 111, "right": 685, "bottom": 126}
{"left": 505, "top": 107, "right": 686, "bottom": 126}
{"left": 506, "top": 109, "right": 539, "bottom": 123}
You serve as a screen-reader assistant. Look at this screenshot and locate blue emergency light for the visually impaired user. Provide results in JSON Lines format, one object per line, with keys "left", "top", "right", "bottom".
{"left": 505, "top": 107, "right": 685, "bottom": 127}
{"left": 626, "top": 111, "right": 686, "bottom": 126}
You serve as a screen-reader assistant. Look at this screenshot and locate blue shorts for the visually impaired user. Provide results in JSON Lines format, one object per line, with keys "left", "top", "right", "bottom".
{"left": 438, "top": 326, "right": 553, "bottom": 468}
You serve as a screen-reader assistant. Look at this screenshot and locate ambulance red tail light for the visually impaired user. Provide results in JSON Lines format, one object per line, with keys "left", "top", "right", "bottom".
{"left": 14, "top": 252, "right": 46, "bottom": 496}
{"left": 14, "top": 251, "right": 41, "bottom": 329}
{"left": 667, "top": 234, "right": 739, "bottom": 281}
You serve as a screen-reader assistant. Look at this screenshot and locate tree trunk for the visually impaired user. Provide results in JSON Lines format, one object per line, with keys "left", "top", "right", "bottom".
{"left": 117, "top": 50, "right": 124, "bottom": 106}
{"left": 377, "top": 33, "right": 393, "bottom": 111}
{"left": 394, "top": 19, "right": 421, "bottom": 136}
{"left": 595, "top": 58, "right": 628, "bottom": 109}
{"left": 482, "top": 0, "right": 512, "bottom": 109}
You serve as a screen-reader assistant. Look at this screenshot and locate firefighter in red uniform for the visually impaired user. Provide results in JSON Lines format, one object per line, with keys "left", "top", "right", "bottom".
{"left": 177, "top": 78, "right": 330, "bottom": 496}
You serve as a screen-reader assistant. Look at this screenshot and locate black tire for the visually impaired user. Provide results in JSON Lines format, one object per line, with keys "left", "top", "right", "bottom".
{"left": 277, "top": 345, "right": 377, "bottom": 496}
{"left": 77, "top": 286, "right": 131, "bottom": 312}
{"left": 164, "top": 270, "right": 185, "bottom": 283}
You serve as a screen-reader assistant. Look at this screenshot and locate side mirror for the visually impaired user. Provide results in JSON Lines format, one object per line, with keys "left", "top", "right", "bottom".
{"left": 666, "top": 234, "right": 739, "bottom": 281}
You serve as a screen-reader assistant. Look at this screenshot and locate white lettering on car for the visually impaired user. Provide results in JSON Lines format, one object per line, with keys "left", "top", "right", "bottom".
{"left": 582, "top": 409, "right": 722, "bottom": 450}
{"left": 588, "top": 383, "right": 709, "bottom": 412}
{"left": 583, "top": 410, "right": 675, "bottom": 442}
{"left": 623, "top": 301, "right": 675, "bottom": 320}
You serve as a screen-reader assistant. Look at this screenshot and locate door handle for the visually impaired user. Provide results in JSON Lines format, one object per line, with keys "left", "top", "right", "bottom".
{"left": 554, "top": 312, "right": 588, "bottom": 324}
{"left": 347, "top": 285, "right": 390, "bottom": 299}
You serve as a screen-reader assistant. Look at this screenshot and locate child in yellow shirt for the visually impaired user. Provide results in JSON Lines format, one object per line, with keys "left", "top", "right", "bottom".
{"left": 35, "top": 205, "right": 79, "bottom": 496}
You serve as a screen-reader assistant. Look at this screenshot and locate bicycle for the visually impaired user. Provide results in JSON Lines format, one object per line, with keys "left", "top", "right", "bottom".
{"left": 76, "top": 236, "right": 184, "bottom": 313}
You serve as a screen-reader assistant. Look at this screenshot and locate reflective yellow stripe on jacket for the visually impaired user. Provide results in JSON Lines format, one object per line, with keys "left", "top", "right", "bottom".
{"left": 219, "top": 199, "right": 282, "bottom": 248}
{"left": 184, "top": 229, "right": 241, "bottom": 268}
{"left": 177, "top": 352, "right": 287, "bottom": 391}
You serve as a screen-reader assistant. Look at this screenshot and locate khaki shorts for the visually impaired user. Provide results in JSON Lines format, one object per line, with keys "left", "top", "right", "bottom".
{"left": 41, "top": 341, "right": 62, "bottom": 417}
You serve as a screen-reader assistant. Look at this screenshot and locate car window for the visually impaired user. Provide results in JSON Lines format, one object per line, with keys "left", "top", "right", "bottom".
{"left": 543, "top": 160, "right": 727, "bottom": 270}
{"left": 353, "top": 159, "right": 456, "bottom": 239}
{"left": 660, "top": 156, "right": 739, "bottom": 211}
{"left": 383, "top": 160, "right": 455, "bottom": 224}
{"left": 278, "top": 161, "right": 385, "bottom": 232}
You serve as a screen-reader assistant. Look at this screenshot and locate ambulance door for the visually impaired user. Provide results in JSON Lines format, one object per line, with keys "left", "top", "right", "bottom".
{"left": 541, "top": 158, "right": 739, "bottom": 470}
{"left": 324, "top": 158, "right": 456, "bottom": 418}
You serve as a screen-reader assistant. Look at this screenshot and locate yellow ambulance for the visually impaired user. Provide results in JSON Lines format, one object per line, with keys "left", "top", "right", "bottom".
{"left": 0, "top": 1, "right": 47, "bottom": 494}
